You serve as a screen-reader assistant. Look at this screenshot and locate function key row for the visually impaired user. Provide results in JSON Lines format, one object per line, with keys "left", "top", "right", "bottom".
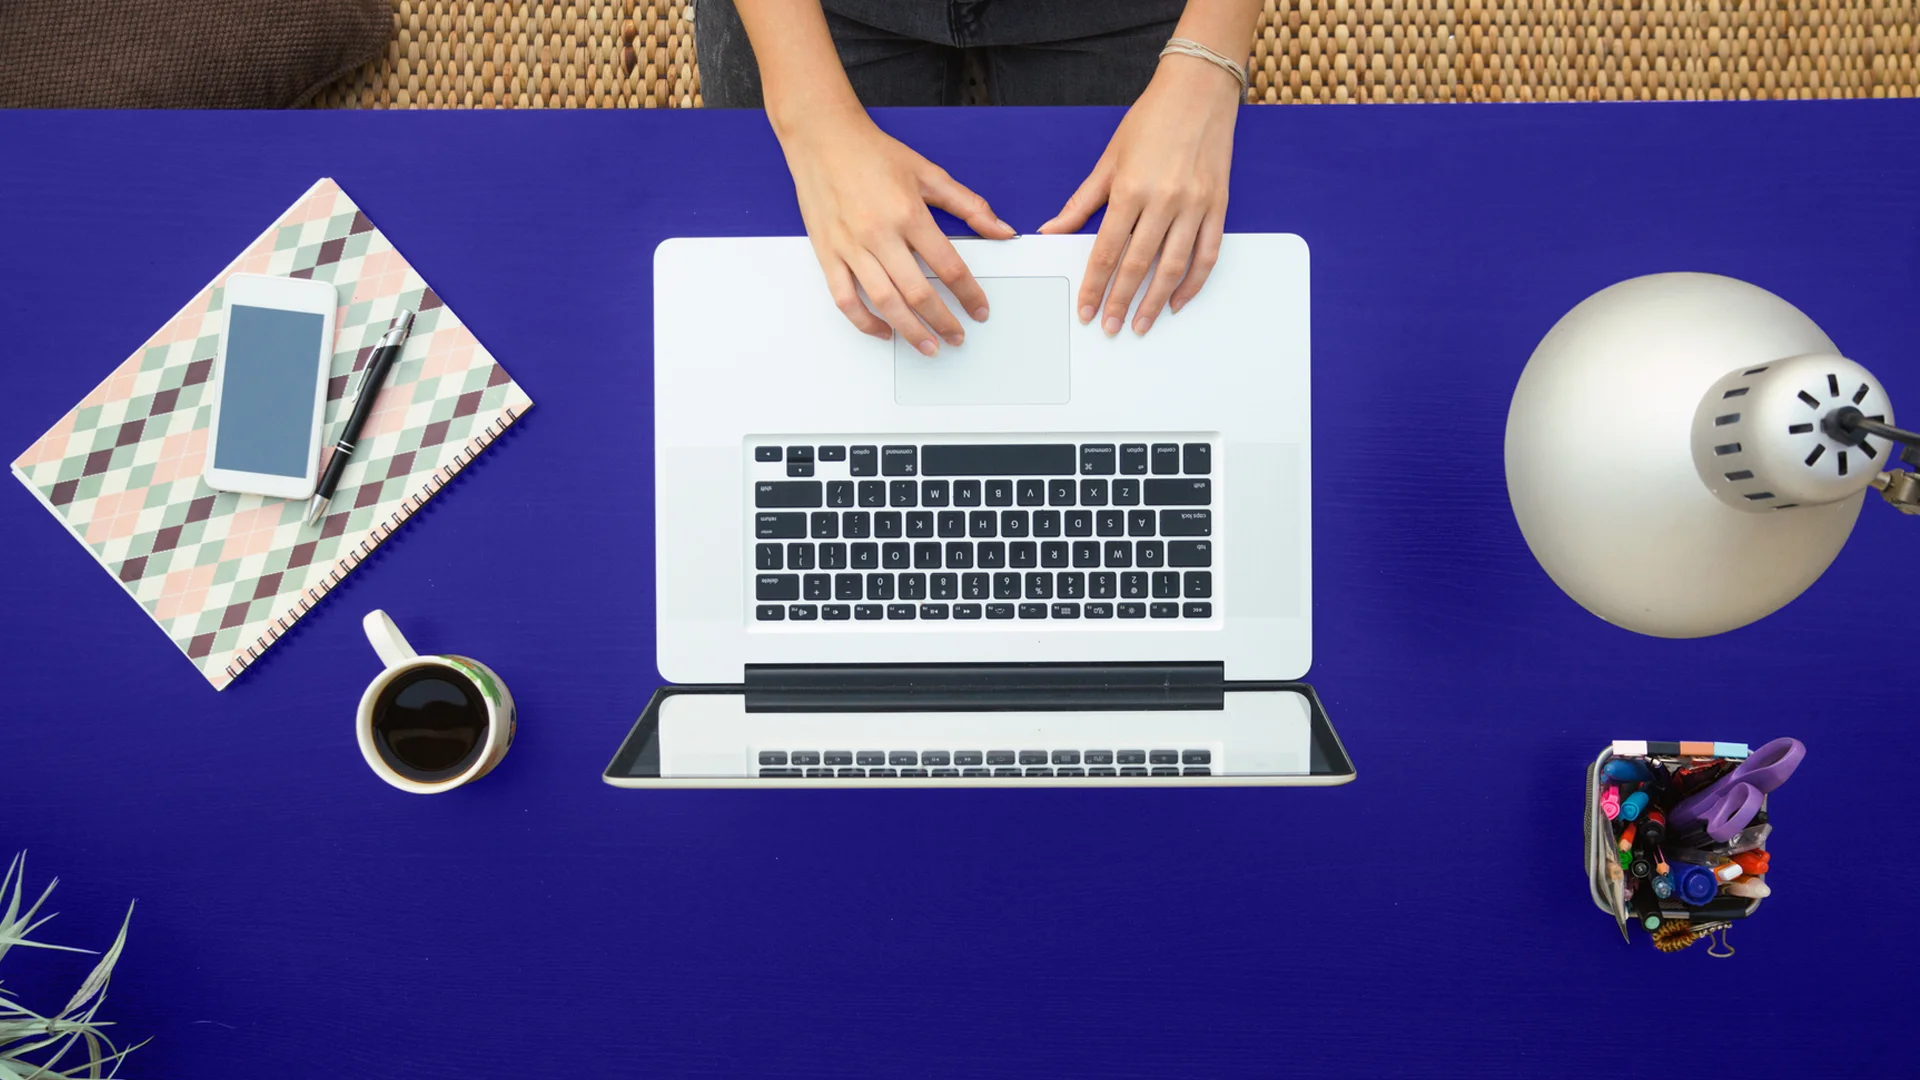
{"left": 759, "top": 767, "right": 1213, "bottom": 777}
{"left": 756, "top": 568, "right": 1211, "bottom": 601}
{"left": 753, "top": 442, "right": 1212, "bottom": 478}
{"left": 754, "top": 601, "right": 1213, "bottom": 621}
{"left": 758, "top": 749, "right": 1211, "bottom": 766}
{"left": 755, "top": 477, "right": 1210, "bottom": 509}
{"left": 756, "top": 509, "right": 1211, "bottom": 541}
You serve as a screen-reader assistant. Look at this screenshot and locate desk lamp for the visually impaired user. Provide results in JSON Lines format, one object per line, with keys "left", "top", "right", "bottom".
{"left": 1505, "top": 272, "right": 1919, "bottom": 637}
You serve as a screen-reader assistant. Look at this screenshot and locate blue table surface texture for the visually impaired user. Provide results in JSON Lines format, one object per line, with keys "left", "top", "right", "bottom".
{"left": 2, "top": 103, "right": 1917, "bottom": 1078}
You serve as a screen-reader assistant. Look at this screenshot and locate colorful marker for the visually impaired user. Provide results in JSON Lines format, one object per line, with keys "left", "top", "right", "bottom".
{"left": 1601, "top": 786, "right": 1622, "bottom": 820}
{"left": 1638, "top": 809, "right": 1666, "bottom": 848}
{"left": 1603, "top": 758, "right": 1652, "bottom": 782}
{"left": 1620, "top": 790, "right": 1650, "bottom": 822}
{"left": 1674, "top": 864, "right": 1719, "bottom": 906}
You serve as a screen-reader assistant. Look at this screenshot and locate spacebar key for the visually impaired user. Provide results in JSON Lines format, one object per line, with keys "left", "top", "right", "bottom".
{"left": 922, "top": 444, "right": 1077, "bottom": 476}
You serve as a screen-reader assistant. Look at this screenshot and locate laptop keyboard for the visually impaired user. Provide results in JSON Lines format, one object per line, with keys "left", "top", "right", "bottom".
{"left": 748, "top": 436, "right": 1217, "bottom": 626}
{"left": 755, "top": 747, "right": 1215, "bottom": 778}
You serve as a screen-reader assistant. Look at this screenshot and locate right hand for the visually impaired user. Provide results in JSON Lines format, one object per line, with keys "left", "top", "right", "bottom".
{"left": 777, "top": 106, "right": 1016, "bottom": 355}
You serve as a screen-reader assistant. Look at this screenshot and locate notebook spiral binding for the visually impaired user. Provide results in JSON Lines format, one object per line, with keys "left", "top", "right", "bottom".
{"left": 223, "top": 404, "right": 525, "bottom": 681}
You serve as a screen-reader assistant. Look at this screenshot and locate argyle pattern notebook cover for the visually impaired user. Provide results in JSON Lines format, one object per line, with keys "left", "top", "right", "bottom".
{"left": 10, "top": 178, "right": 533, "bottom": 689}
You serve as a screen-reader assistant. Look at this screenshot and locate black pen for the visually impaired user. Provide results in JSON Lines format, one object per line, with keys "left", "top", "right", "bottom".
{"left": 306, "top": 311, "right": 414, "bottom": 525}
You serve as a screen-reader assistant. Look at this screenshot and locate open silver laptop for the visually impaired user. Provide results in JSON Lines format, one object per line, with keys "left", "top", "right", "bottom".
{"left": 604, "top": 234, "right": 1353, "bottom": 787}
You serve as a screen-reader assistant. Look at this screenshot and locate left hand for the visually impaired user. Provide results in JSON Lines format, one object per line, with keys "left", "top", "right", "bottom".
{"left": 1038, "top": 56, "right": 1242, "bottom": 336}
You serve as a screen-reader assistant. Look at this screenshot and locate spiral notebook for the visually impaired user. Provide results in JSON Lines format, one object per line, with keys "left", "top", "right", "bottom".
{"left": 10, "top": 178, "right": 533, "bottom": 689}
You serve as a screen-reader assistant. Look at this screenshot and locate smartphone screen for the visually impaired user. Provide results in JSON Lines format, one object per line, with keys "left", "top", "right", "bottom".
{"left": 212, "top": 304, "right": 329, "bottom": 477}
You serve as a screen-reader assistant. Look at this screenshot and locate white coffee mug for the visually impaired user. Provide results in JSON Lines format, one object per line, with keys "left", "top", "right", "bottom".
{"left": 356, "top": 609, "right": 516, "bottom": 793}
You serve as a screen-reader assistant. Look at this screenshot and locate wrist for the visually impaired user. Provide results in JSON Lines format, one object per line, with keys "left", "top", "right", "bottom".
{"left": 767, "top": 86, "right": 867, "bottom": 143}
{"left": 1152, "top": 52, "right": 1246, "bottom": 108}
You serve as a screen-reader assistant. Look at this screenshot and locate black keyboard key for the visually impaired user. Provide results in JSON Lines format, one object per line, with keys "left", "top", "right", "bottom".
{"left": 923, "top": 443, "right": 1075, "bottom": 476}
{"left": 1137, "top": 541, "right": 1164, "bottom": 568}
{"left": 760, "top": 767, "right": 801, "bottom": 777}
{"left": 881, "top": 445, "right": 918, "bottom": 476}
{"left": 756, "top": 513, "right": 806, "bottom": 539}
{"left": 1013, "top": 541, "right": 1040, "bottom": 568}
{"left": 838, "top": 767, "right": 867, "bottom": 777}
{"left": 1072, "top": 540, "right": 1100, "bottom": 568}
{"left": 1122, "top": 572, "right": 1149, "bottom": 599}
{"left": 987, "top": 751, "right": 1017, "bottom": 766}
{"left": 876, "top": 512, "right": 903, "bottom": 538}
{"left": 1058, "top": 571, "right": 1085, "bottom": 599}
{"left": 858, "top": 481, "right": 886, "bottom": 508}
{"left": 938, "top": 511, "right": 966, "bottom": 538}
{"left": 947, "top": 543, "right": 974, "bottom": 570}
{"left": 819, "top": 445, "right": 846, "bottom": 462}
{"left": 1025, "top": 767, "right": 1055, "bottom": 777}
{"left": 789, "top": 604, "right": 818, "bottom": 620}
{"left": 898, "top": 572, "right": 926, "bottom": 599}
{"left": 993, "top": 572, "right": 1021, "bottom": 599}
{"left": 1080, "top": 479, "right": 1108, "bottom": 506}
{"left": 759, "top": 751, "right": 788, "bottom": 765}
{"left": 889, "top": 751, "right": 918, "bottom": 766}
{"left": 1183, "top": 767, "right": 1212, "bottom": 776}
{"left": 811, "top": 512, "right": 838, "bottom": 540}
{"left": 1018, "top": 750, "right": 1049, "bottom": 765}
{"left": 756, "top": 574, "right": 800, "bottom": 601}
{"left": 1112, "top": 478, "right": 1140, "bottom": 505}
{"left": 866, "top": 574, "right": 894, "bottom": 600}
{"left": 921, "top": 603, "right": 950, "bottom": 620}
{"left": 921, "top": 480, "right": 949, "bottom": 506}
{"left": 1025, "top": 572, "right": 1053, "bottom": 600}
{"left": 1120, "top": 766, "right": 1148, "bottom": 776}
{"left": 1128, "top": 509, "right": 1156, "bottom": 536}
{"left": 1151, "top": 767, "right": 1181, "bottom": 777}
{"left": 1018, "top": 602, "right": 1048, "bottom": 619}
{"left": 890, "top": 480, "right": 918, "bottom": 507}
{"left": 1065, "top": 510, "right": 1093, "bottom": 537}
{"left": 1168, "top": 541, "right": 1211, "bottom": 567}
{"left": 827, "top": 481, "right": 854, "bottom": 507}
{"left": 922, "top": 751, "right": 952, "bottom": 767}
{"left": 868, "top": 768, "right": 899, "bottom": 777}
{"left": 914, "top": 541, "right": 943, "bottom": 569}
{"left": 819, "top": 543, "right": 847, "bottom": 570}
{"left": 844, "top": 512, "right": 872, "bottom": 540}
{"left": 1152, "top": 571, "right": 1179, "bottom": 598}
{"left": 1120, "top": 444, "right": 1149, "bottom": 473}
{"left": 806, "top": 768, "right": 832, "bottom": 777}
{"left": 1145, "top": 478, "right": 1211, "bottom": 506}
{"left": 1080, "top": 444, "right": 1117, "bottom": 474}
{"left": 1085, "top": 602, "right": 1113, "bottom": 618}
{"left": 1184, "top": 602, "right": 1212, "bottom": 619}
{"left": 887, "top": 603, "right": 916, "bottom": 620}
{"left": 790, "top": 544, "right": 817, "bottom": 571}
{"left": 854, "top": 604, "right": 883, "bottom": 620}
{"left": 1160, "top": 509, "right": 1212, "bottom": 536}
{"left": 1001, "top": 510, "right": 1030, "bottom": 537}
{"left": 1149, "top": 750, "right": 1179, "bottom": 764}
{"left": 1103, "top": 542, "right": 1131, "bottom": 568}
{"left": 851, "top": 542, "right": 878, "bottom": 570}
{"left": 883, "top": 542, "right": 910, "bottom": 569}
{"left": 1096, "top": 510, "right": 1124, "bottom": 537}
{"left": 955, "top": 603, "right": 982, "bottom": 619}
{"left": 899, "top": 769, "right": 928, "bottom": 777}
{"left": 787, "top": 461, "right": 814, "bottom": 477}
{"left": 978, "top": 542, "right": 1006, "bottom": 569}
{"left": 963, "top": 572, "right": 989, "bottom": 600}
{"left": 756, "top": 605, "right": 784, "bottom": 621}
{"left": 1183, "top": 750, "right": 1212, "bottom": 764}
{"left": 856, "top": 751, "right": 886, "bottom": 766}
{"left": 1083, "top": 751, "right": 1114, "bottom": 765}
{"left": 954, "top": 480, "right": 982, "bottom": 506}
{"left": 985, "top": 480, "right": 1013, "bottom": 506}
{"left": 756, "top": 543, "right": 782, "bottom": 570}
{"left": 1090, "top": 571, "right": 1117, "bottom": 598}
{"left": 962, "top": 768, "right": 989, "bottom": 776}
{"left": 754, "top": 446, "right": 782, "bottom": 462}
{"left": 1151, "top": 602, "right": 1179, "bottom": 618}
{"left": 1184, "top": 571, "right": 1212, "bottom": 598}
{"left": 823, "top": 604, "right": 851, "bottom": 620}
{"left": 786, "top": 445, "right": 813, "bottom": 464}
{"left": 1088, "top": 767, "right": 1118, "bottom": 776}
{"left": 1056, "top": 767, "right": 1086, "bottom": 777}
{"left": 1017, "top": 479, "right": 1045, "bottom": 506}
{"left": 986, "top": 602, "right": 1015, "bottom": 619}
{"left": 932, "top": 572, "right": 958, "bottom": 600}
{"left": 1051, "top": 750, "right": 1081, "bottom": 765}
{"left": 993, "top": 767, "right": 1023, "bottom": 777}
{"left": 1150, "top": 443, "right": 1181, "bottom": 474}
{"left": 1033, "top": 510, "right": 1061, "bottom": 537}
{"left": 1118, "top": 602, "right": 1146, "bottom": 618}
{"left": 955, "top": 751, "right": 985, "bottom": 766}
{"left": 1052, "top": 602, "right": 1079, "bottom": 618}
{"left": 824, "top": 751, "right": 853, "bottom": 766}
{"left": 1039, "top": 542, "right": 1066, "bottom": 569}
{"left": 1117, "top": 751, "right": 1147, "bottom": 764}
{"left": 1048, "top": 479, "right": 1076, "bottom": 506}
{"left": 906, "top": 511, "right": 934, "bottom": 538}
{"left": 969, "top": 510, "right": 997, "bottom": 538}
{"left": 1183, "top": 443, "right": 1211, "bottom": 474}
{"left": 756, "top": 481, "right": 823, "bottom": 508}
{"left": 932, "top": 768, "right": 961, "bottom": 777}
{"left": 802, "top": 572, "right": 828, "bottom": 599}
{"left": 849, "top": 445, "right": 878, "bottom": 476}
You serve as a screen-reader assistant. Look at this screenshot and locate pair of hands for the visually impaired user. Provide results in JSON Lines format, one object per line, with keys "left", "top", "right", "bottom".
{"left": 779, "top": 60, "right": 1241, "bottom": 356}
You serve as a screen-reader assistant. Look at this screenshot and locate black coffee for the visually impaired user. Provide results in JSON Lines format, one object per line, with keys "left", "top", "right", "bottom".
{"left": 372, "top": 667, "right": 488, "bottom": 782}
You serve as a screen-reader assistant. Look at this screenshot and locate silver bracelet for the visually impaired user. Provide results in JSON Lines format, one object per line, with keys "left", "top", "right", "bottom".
{"left": 1159, "top": 36, "right": 1249, "bottom": 94}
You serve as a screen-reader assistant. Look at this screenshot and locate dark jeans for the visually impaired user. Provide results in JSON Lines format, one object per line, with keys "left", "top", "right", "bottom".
{"left": 698, "top": 0, "right": 1185, "bottom": 108}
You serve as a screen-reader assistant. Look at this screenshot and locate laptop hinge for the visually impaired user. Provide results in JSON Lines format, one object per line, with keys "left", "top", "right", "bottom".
{"left": 742, "top": 662, "right": 1225, "bottom": 712}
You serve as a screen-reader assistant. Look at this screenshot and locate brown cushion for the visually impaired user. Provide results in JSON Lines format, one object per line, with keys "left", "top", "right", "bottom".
{"left": 0, "top": 0, "right": 391, "bottom": 108}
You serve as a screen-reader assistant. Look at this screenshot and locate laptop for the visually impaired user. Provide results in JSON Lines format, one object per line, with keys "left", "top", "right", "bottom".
{"left": 603, "top": 234, "right": 1354, "bottom": 787}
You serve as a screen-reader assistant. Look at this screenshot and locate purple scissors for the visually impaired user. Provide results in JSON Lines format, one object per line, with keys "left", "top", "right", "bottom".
{"left": 1669, "top": 737, "right": 1805, "bottom": 842}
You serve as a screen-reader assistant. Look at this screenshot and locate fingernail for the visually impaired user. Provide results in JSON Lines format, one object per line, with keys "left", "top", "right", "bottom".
{"left": 971, "top": 307, "right": 989, "bottom": 322}
{"left": 1102, "top": 316, "right": 1121, "bottom": 336}
{"left": 944, "top": 331, "right": 965, "bottom": 346}
{"left": 995, "top": 218, "right": 1017, "bottom": 236}
{"left": 1039, "top": 218, "right": 1058, "bottom": 233}
{"left": 918, "top": 339, "right": 938, "bottom": 357}
{"left": 1133, "top": 316, "right": 1152, "bottom": 335}
{"left": 1078, "top": 305, "right": 1095, "bottom": 324}
{"left": 1170, "top": 298, "right": 1185, "bottom": 313}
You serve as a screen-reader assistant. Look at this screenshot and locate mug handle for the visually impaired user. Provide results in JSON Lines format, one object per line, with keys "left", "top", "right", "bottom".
{"left": 363, "top": 609, "right": 419, "bottom": 669}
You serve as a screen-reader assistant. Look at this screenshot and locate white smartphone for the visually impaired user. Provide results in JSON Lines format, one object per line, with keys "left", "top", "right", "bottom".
{"left": 203, "top": 273, "right": 341, "bottom": 500}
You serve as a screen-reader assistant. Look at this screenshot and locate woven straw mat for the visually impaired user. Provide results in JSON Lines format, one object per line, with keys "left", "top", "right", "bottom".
{"left": 311, "top": 0, "right": 1915, "bottom": 107}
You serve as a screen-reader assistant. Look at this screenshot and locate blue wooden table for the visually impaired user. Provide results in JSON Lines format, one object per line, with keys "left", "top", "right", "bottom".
{"left": 3, "top": 103, "right": 1917, "bottom": 1077}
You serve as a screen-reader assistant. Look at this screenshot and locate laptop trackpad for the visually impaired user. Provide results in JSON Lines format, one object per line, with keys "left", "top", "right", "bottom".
{"left": 894, "top": 276, "right": 1070, "bottom": 406}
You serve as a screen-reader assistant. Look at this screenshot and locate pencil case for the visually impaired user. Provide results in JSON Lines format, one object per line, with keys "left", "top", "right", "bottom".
{"left": 1585, "top": 741, "right": 1769, "bottom": 951}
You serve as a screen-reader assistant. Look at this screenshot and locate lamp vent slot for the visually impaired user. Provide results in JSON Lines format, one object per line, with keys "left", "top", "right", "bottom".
{"left": 1725, "top": 469, "right": 1754, "bottom": 481}
{"left": 1743, "top": 366, "right": 1770, "bottom": 375}
{"left": 1714, "top": 443, "right": 1742, "bottom": 456}
{"left": 1788, "top": 423, "right": 1814, "bottom": 434}
{"left": 1744, "top": 492, "right": 1776, "bottom": 501}
{"left": 1723, "top": 387, "right": 1749, "bottom": 399}
{"left": 1804, "top": 445, "right": 1826, "bottom": 467}
{"left": 1838, "top": 451, "right": 1849, "bottom": 477}
{"left": 1862, "top": 441, "right": 1878, "bottom": 460}
{"left": 1828, "top": 373, "right": 1841, "bottom": 398}
{"left": 1798, "top": 391, "right": 1821, "bottom": 409}
{"left": 1715, "top": 413, "right": 1741, "bottom": 426}
{"left": 1854, "top": 383, "right": 1871, "bottom": 405}
{"left": 1774, "top": 503, "right": 1801, "bottom": 510}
